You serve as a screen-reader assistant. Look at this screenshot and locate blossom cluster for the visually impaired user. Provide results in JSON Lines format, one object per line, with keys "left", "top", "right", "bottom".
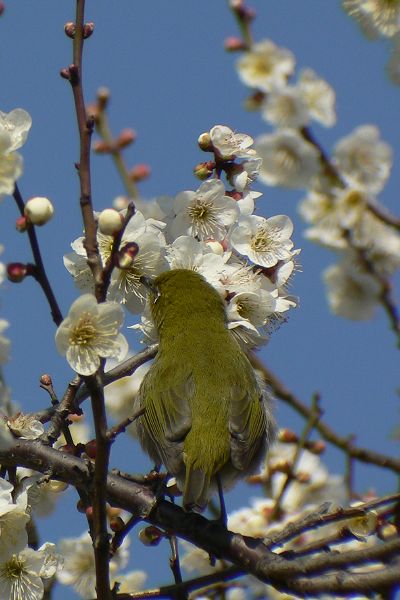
{"left": 62, "top": 123, "right": 299, "bottom": 373}
{"left": 234, "top": 36, "right": 400, "bottom": 321}
{"left": 342, "top": 0, "right": 400, "bottom": 84}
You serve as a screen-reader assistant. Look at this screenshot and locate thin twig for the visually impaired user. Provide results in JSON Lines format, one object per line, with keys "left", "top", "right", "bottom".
{"left": 12, "top": 184, "right": 63, "bottom": 325}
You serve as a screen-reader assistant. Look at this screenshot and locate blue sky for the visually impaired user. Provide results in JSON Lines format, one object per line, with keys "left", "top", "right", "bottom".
{"left": 0, "top": 2, "right": 399, "bottom": 597}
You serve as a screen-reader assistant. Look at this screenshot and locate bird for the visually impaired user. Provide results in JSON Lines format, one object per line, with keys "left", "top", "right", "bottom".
{"left": 135, "top": 268, "right": 275, "bottom": 516}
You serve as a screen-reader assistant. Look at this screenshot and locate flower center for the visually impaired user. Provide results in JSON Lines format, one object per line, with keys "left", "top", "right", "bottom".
{"left": 275, "top": 147, "right": 297, "bottom": 171}
{"left": 2, "top": 555, "right": 25, "bottom": 579}
{"left": 70, "top": 313, "right": 97, "bottom": 346}
{"left": 250, "top": 226, "right": 273, "bottom": 252}
{"left": 188, "top": 200, "right": 213, "bottom": 221}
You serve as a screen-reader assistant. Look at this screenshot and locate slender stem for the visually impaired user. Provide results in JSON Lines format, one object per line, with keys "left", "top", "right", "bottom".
{"left": 13, "top": 184, "right": 63, "bottom": 325}
{"left": 96, "top": 110, "right": 138, "bottom": 199}
{"left": 70, "top": 0, "right": 102, "bottom": 299}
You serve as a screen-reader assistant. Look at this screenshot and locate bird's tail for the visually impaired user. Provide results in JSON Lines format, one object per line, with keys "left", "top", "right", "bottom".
{"left": 183, "top": 463, "right": 211, "bottom": 512}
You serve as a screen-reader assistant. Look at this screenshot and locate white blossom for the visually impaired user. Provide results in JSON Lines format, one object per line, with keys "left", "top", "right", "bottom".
{"left": 343, "top": 0, "right": 400, "bottom": 37}
{"left": 55, "top": 294, "right": 128, "bottom": 376}
{"left": 165, "top": 236, "right": 229, "bottom": 287}
{"left": 19, "top": 470, "right": 68, "bottom": 517}
{"left": 228, "top": 157, "right": 262, "bottom": 193}
{"left": 57, "top": 532, "right": 129, "bottom": 599}
{"left": 0, "top": 479, "right": 30, "bottom": 560}
{"left": 262, "top": 85, "right": 310, "bottom": 128}
{"left": 0, "top": 151, "right": 23, "bottom": 198}
{"left": 0, "top": 109, "right": 32, "bottom": 153}
{"left": 256, "top": 129, "right": 321, "bottom": 188}
{"left": 0, "top": 320, "right": 10, "bottom": 364}
{"left": 230, "top": 214, "right": 294, "bottom": 268}
{"left": 236, "top": 39, "right": 295, "bottom": 91}
{"left": 298, "top": 68, "right": 336, "bottom": 127}
{"left": 226, "top": 289, "right": 277, "bottom": 329}
{"left": 0, "top": 543, "right": 62, "bottom": 600}
{"left": 170, "top": 179, "right": 239, "bottom": 242}
{"left": 7, "top": 413, "right": 44, "bottom": 439}
{"left": 209, "top": 125, "right": 257, "bottom": 159}
{"left": 323, "top": 259, "right": 381, "bottom": 320}
{"left": 333, "top": 125, "right": 392, "bottom": 194}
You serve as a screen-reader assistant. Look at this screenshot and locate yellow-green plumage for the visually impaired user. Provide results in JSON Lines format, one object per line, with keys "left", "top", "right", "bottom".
{"left": 135, "top": 269, "right": 275, "bottom": 512}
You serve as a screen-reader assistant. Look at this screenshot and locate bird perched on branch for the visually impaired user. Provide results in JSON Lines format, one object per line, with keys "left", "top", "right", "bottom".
{"left": 135, "top": 268, "right": 275, "bottom": 517}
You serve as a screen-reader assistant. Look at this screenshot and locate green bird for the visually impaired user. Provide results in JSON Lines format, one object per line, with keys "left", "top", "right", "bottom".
{"left": 135, "top": 269, "right": 275, "bottom": 513}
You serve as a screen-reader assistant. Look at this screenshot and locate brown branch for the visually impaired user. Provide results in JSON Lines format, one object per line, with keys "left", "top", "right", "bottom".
{"left": 2, "top": 439, "right": 400, "bottom": 596}
{"left": 250, "top": 355, "right": 400, "bottom": 474}
{"left": 68, "top": 0, "right": 102, "bottom": 299}
{"left": 12, "top": 184, "right": 63, "bottom": 326}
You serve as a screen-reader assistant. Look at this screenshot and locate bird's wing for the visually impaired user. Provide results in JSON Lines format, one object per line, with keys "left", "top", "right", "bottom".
{"left": 137, "top": 362, "right": 194, "bottom": 475}
{"left": 228, "top": 380, "right": 267, "bottom": 471}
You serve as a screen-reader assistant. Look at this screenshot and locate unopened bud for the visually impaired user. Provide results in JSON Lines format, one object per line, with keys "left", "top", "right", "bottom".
{"left": 84, "top": 440, "right": 97, "bottom": 459}
{"left": 379, "top": 523, "right": 397, "bottom": 540}
{"left": 138, "top": 526, "right": 164, "bottom": 546}
{"left": 7, "top": 263, "right": 28, "bottom": 283}
{"left": 39, "top": 374, "right": 53, "bottom": 386}
{"left": 110, "top": 516, "right": 125, "bottom": 532}
{"left": 278, "top": 428, "right": 298, "bottom": 444}
{"left": 83, "top": 22, "right": 94, "bottom": 38}
{"left": 118, "top": 242, "right": 139, "bottom": 269}
{"left": 269, "top": 459, "right": 292, "bottom": 475}
{"left": 113, "top": 195, "right": 130, "bottom": 211}
{"left": 24, "top": 196, "right": 54, "bottom": 226}
{"left": 116, "top": 128, "right": 136, "bottom": 149}
{"left": 198, "top": 132, "right": 212, "bottom": 151}
{"left": 93, "top": 140, "right": 113, "bottom": 154}
{"left": 86, "top": 506, "right": 94, "bottom": 520}
{"left": 296, "top": 471, "right": 311, "bottom": 484}
{"left": 308, "top": 440, "right": 326, "bottom": 455}
{"left": 129, "top": 163, "right": 151, "bottom": 182}
{"left": 224, "top": 37, "right": 246, "bottom": 52}
{"left": 194, "top": 161, "right": 215, "bottom": 180}
{"left": 97, "top": 87, "right": 110, "bottom": 110}
{"left": 15, "top": 215, "right": 28, "bottom": 232}
{"left": 98, "top": 209, "right": 123, "bottom": 235}
{"left": 205, "top": 240, "right": 224, "bottom": 255}
{"left": 60, "top": 68, "right": 71, "bottom": 80}
{"left": 244, "top": 91, "right": 265, "bottom": 112}
{"left": 64, "top": 22, "right": 76, "bottom": 38}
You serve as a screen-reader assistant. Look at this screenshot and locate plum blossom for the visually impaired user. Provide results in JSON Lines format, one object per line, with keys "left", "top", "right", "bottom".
{"left": 262, "top": 85, "right": 310, "bottom": 128}
{"left": 256, "top": 129, "right": 321, "bottom": 188}
{"left": 298, "top": 68, "right": 336, "bottom": 126}
{"left": 209, "top": 125, "right": 257, "bottom": 160}
{"left": 0, "top": 543, "right": 62, "bottom": 600}
{"left": 0, "top": 108, "right": 31, "bottom": 199}
{"left": 170, "top": 179, "right": 239, "bottom": 242}
{"left": 236, "top": 39, "right": 295, "bottom": 91}
{"left": 230, "top": 214, "right": 294, "bottom": 268}
{"left": 55, "top": 294, "right": 128, "bottom": 376}
{"left": 333, "top": 125, "right": 392, "bottom": 194}
{"left": 323, "top": 259, "right": 382, "bottom": 320}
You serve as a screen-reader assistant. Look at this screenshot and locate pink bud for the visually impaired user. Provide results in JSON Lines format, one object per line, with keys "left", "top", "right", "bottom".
{"left": 224, "top": 37, "right": 246, "bottom": 52}
{"left": 129, "top": 163, "right": 151, "bottom": 182}
{"left": 116, "top": 128, "right": 137, "bottom": 149}
{"left": 15, "top": 216, "right": 28, "bottom": 232}
{"left": 83, "top": 22, "right": 94, "bottom": 38}
{"left": 7, "top": 263, "right": 28, "bottom": 283}
{"left": 64, "top": 22, "right": 76, "bottom": 38}
{"left": 40, "top": 374, "right": 53, "bottom": 386}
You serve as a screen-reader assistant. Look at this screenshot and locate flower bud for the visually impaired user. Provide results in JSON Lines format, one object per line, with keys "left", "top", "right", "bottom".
{"left": 347, "top": 510, "right": 378, "bottom": 539}
{"left": 277, "top": 428, "right": 298, "bottom": 443}
{"left": 64, "top": 22, "right": 76, "bottom": 38}
{"left": 39, "top": 374, "right": 53, "bottom": 386}
{"left": 129, "top": 163, "right": 151, "bottom": 182}
{"left": 193, "top": 161, "right": 215, "bottom": 180}
{"left": 116, "top": 128, "right": 137, "bottom": 149}
{"left": 97, "top": 87, "right": 110, "bottom": 110}
{"left": 138, "top": 526, "right": 164, "bottom": 546}
{"left": 110, "top": 516, "right": 125, "bottom": 532}
{"left": 113, "top": 195, "right": 130, "bottom": 210}
{"left": 98, "top": 209, "right": 123, "bottom": 235}
{"left": 379, "top": 523, "right": 397, "bottom": 540}
{"left": 308, "top": 440, "right": 326, "bottom": 455}
{"left": 198, "top": 132, "right": 212, "bottom": 151}
{"left": 244, "top": 91, "right": 265, "bottom": 112}
{"left": 7, "top": 263, "right": 28, "bottom": 283}
{"left": 24, "top": 197, "right": 54, "bottom": 226}
{"left": 85, "top": 506, "right": 94, "bottom": 520}
{"left": 224, "top": 37, "right": 246, "bottom": 52}
{"left": 83, "top": 22, "right": 94, "bottom": 38}
{"left": 15, "top": 216, "right": 28, "bottom": 232}
{"left": 117, "top": 242, "right": 139, "bottom": 269}
{"left": 84, "top": 440, "right": 97, "bottom": 459}
{"left": 93, "top": 140, "right": 112, "bottom": 154}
